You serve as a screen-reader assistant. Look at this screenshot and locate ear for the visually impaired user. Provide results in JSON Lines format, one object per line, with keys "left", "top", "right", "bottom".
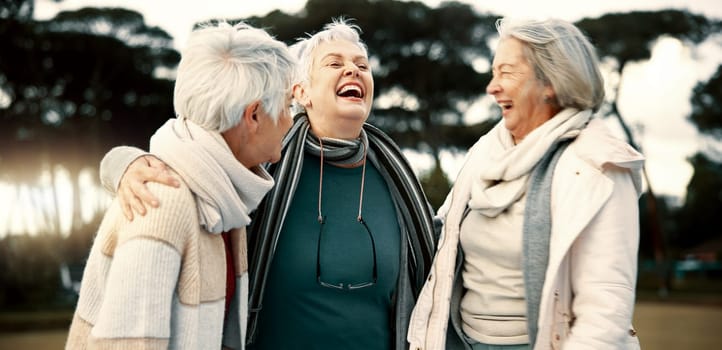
{"left": 293, "top": 83, "right": 311, "bottom": 108}
{"left": 542, "top": 85, "right": 557, "bottom": 104}
{"left": 543, "top": 84, "right": 556, "bottom": 100}
{"left": 243, "top": 101, "right": 261, "bottom": 133}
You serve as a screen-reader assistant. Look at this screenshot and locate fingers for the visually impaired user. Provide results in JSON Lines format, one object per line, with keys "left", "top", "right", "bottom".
{"left": 121, "top": 200, "right": 134, "bottom": 222}
{"left": 118, "top": 157, "right": 156, "bottom": 220}
{"left": 145, "top": 156, "right": 180, "bottom": 188}
{"left": 118, "top": 180, "right": 146, "bottom": 221}
{"left": 131, "top": 175, "right": 159, "bottom": 209}
{"left": 117, "top": 155, "right": 180, "bottom": 221}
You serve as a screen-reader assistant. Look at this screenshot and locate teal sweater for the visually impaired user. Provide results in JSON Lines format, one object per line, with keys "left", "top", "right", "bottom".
{"left": 250, "top": 155, "right": 401, "bottom": 350}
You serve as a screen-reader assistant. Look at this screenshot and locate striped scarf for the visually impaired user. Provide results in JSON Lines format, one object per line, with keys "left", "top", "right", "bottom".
{"left": 246, "top": 114, "right": 437, "bottom": 344}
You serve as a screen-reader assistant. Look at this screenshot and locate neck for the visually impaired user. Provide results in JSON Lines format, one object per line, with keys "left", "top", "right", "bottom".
{"left": 511, "top": 106, "right": 561, "bottom": 145}
{"left": 307, "top": 112, "right": 365, "bottom": 140}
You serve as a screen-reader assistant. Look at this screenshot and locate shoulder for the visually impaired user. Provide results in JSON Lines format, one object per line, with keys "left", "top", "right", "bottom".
{"left": 559, "top": 118, "right": 645, "bottom": 194}
{"left": 119, "top": 172, "right": 199, "bottom": 249}
{"left": 568, "top": 118, "right": 644, "bottom": 171}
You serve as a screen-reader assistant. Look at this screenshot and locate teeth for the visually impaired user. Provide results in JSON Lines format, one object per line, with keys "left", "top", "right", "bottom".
{"left": 338, "top": 85, "right": 362, "bottom": 96}
{"left": 500, "top": 102, "right": 512, "bottom": 109}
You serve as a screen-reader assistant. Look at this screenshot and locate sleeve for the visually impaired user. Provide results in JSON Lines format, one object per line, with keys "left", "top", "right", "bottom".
{"left": 99, "top": 146, "right": 149, "bottom": 194}
{"left": 564, "top": 168, "right": 641, "bottom": 349}
{"left": 89, "top": 184, "right": 195, "bottom": 349}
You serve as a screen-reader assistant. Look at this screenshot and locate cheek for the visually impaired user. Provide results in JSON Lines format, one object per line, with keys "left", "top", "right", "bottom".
{"left": 365, "top": 75, "right": 375, "bottom": 96}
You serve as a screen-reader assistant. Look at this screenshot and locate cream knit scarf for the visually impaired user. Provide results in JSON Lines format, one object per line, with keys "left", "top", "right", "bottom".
{"left": 149, "top": 117, "right": 274, "bottom": 233}
{"left": 468, "top": 108, "right": 591, "bottom": 217}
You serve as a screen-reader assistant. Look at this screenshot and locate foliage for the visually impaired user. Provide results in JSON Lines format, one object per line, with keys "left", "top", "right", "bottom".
{"left": 671, "top": 153, "right": 722, "bottom": 251}
{"left": 577, "top": 10, "right": 718, "bottom": 67}
{"left": 0, "top": 7, "right": 177, "bottom": 234}
{"left": 419, "top": 161, "right": 450, "bottom": 210}
{"left": 0, "top": 8, "right": 178, "bottom": 175}
{"left": 690, "top": 65, "right": 722, "bottom": 138}
{"left": 0, "top": 0, "right": 33, "bottom": 21}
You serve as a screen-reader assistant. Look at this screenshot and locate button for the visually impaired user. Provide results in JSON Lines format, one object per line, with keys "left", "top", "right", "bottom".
{"left": 629, "top": 328, "right": 637, "bottom": 336}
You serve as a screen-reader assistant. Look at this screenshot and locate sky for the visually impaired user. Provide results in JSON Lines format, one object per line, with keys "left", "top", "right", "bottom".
{"left": 4, "top": 0, "right": 720, "bottom": 235}
{"left": 34, "top": 0, "right": 722, "bottom": 51}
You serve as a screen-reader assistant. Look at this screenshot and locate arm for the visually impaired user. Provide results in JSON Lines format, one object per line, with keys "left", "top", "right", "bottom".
{"left": 90, "top": 183, "right": 192, "bottom": 349}
{"left": 99, "top": 146, "right": 179, "bottom": 220}
{"left": 99, "top": 146, "right": 148, "bottom": 193}
{"left": 565, "top": 168, "right": 640, "bottom": 349}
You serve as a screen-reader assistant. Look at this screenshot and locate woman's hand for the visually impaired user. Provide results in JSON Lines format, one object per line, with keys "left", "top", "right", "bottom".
{"left": 119, "top": 155, "right": 179, "bottom": 221}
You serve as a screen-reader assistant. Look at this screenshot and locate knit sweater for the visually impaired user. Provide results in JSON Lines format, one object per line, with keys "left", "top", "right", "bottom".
{"left": 66, "top": 178, "right": 250, "bottom": 350}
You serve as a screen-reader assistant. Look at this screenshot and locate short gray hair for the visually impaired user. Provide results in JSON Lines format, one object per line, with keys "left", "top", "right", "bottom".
{"left": 496, "top": 18, "right": 605, "bottom": 112}
{"left": 173, "top": 21, "right": 296, "bottom": 132}
{"left": 289, "top": 18, "right": 368, "bottom": 115}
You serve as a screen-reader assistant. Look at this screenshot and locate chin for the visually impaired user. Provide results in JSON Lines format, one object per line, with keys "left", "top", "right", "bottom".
{"left": 338, "top": 104, "right": 369, "bottom": 117}
{"left": 345, "top": 111, "right": 370, "bottom": 123}
{"left": 502, "top": 116, "right": 517, "bottom": 131}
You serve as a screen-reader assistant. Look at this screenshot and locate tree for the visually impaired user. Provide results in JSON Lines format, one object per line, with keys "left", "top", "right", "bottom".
{"left": 672, "top": 64, "right": 722, "bottom": 252}
{"left": 0, "top": 0, "right": 33, "bottom": 21}
{"left": 0, "top": 7, "right": 180, "bottom": 309}
{"left": 690, "top": 65, "right": 722, "bottom": 138}
{"left": 673, "top": 153, "right": 722, "bottom": 250}
{"left": 0, "top": 8, "right": 178, "bottom": 233}
{"left": 577, "top": 10, "right": 720, "bottom": 149}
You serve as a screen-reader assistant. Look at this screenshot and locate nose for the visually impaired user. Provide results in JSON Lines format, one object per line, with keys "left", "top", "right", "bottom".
{"left": 486, "top": 76, "right": 500, "bottom": 95}
{"left": 343, "top": 62, "right": 360, "bottom": 77}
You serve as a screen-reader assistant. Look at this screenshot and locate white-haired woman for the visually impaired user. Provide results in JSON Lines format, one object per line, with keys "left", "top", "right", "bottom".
{"left": 244, "top": 19, "right": 436, "bottom": 350}
{"left": 407, "top": 18, "right": 643, "bottom": 350}
{"left": 93, "top": 19, "right": 436, "bottom": 350}
{"left": 65, "top": 21, "right": 295, "bottom": 350}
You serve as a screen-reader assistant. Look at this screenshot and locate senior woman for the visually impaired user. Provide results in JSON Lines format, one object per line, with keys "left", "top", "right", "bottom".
{"left": 92, "top": 19, "right": 436, "bottom": 349}
{"left": 65, "top": 22, "right": 295, "bottom": 349}
{"left": 245, "top": 19, "right": 436, "bottom": 350}
{"left": 407, "top": 18, "right": 644, "bottom": 350}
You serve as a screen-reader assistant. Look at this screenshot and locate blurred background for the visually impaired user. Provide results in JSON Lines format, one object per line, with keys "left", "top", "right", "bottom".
{"left": 1, "top": 0, "right": 721, "bottom": 348}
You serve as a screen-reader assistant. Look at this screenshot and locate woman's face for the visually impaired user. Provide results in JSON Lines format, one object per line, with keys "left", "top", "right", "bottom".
{"left": 223, "top": 98, "right": 293, "bottom": 168}
{"left": 296, "top": 39, "right": 374, "bottom": 139}
{"left": 486, "top": 37, "right": 556, "bottom": 144}
{"left": 252, "top": 100, "right": 294, "bottom": 165}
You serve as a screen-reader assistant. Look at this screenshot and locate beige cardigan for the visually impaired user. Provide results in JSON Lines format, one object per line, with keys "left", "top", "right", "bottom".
{"left": 66, "top": 179, "right": 249, "bottom": 350}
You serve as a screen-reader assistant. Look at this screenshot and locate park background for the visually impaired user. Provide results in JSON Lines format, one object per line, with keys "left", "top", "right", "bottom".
{"left": 1, "top": 0, "right": 721, "bottom": 348}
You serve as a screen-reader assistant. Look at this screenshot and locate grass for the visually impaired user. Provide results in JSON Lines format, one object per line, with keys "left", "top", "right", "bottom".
{"left": 1, "top": 303, "right": 721, "bottom": 350}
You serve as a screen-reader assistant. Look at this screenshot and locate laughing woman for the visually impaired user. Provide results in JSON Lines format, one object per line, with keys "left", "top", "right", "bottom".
{"left": 407, "top": 18, "right": 644, "bottom": 350}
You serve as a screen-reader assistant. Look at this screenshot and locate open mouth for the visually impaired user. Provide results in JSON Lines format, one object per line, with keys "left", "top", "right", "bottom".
{"left": 499, "top": 102, "right": 512, "bottom": 110}
{"left": 337, "top": 84, "right": 364, "bottom": 99}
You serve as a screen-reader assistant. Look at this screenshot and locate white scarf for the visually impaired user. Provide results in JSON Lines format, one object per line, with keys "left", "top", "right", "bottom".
{"left": 468, "top": 108, "right": 591, "bottom": 217}
{"left": 149, "top": 118, "right": 274, "bottom": 233}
